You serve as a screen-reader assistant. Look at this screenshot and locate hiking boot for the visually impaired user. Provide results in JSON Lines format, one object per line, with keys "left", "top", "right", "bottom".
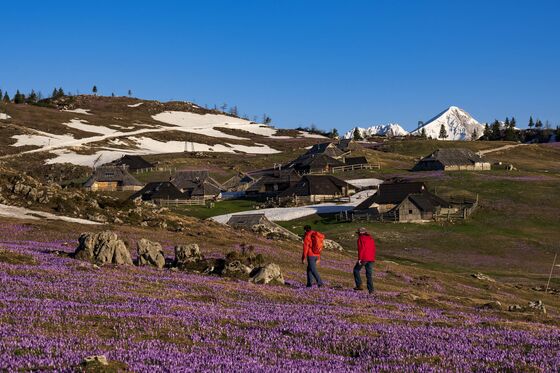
{"left": 353, "top": 286, "right": 364, "bottom": 291}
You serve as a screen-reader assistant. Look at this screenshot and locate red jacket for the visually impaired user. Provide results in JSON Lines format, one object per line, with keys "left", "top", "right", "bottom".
{"left": 357, "top": 233, "right": 375, "bottom": 262}
{"left": 302, "top": 230, "right": 320, "bottom": 260}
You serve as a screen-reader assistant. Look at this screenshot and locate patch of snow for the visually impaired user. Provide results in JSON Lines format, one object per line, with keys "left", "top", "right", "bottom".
{"left": 0, "top": 113, "right": 11, "bottom": 120}
{"left": 63, "top": 119, "right": 116, "bottom": 135}
{"left": 211, "top": 189, "right": 378, "bottom": 223}
{"left": 62, "top": 108, "right": 92, "bottom": 115}
{"left": 11, "top": 132, "right": 76, "bottom": 148}
{"left": 410, "top": 106, "right": 484, "bottom": 141}
{"left": 152, "top": 111, "right": 290, "bottom": 139}
{"left": 0, "top": 204, "right": 100, "bottom": 225}
{"left": 127, "top": 102, "right": 143, "bottom": 108}
{"left": 344, "top": 124, "right": 408, "bottom": 139}
{"left": 298, "top": 131, "right": 328, "bottom": 139}
{"left": 346, "top": 178, "right": 384, "bottom": 189}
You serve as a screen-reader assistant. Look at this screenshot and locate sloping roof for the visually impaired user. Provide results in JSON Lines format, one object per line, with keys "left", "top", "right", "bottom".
{"left": 337, "top": 139, "right": 354, "bottom": 152}
{"left": 344, "top": 156, "right": 368, "bottom": 166}
{"left": 130, "top": 181, "right": 187, "bottom": 201}
{"left": 281, "top": 175, "right": 349, "bottom": 197}
{"left": 110, "top": 155, "right": 154, "bottom": 171}
{"left": 305, "top": 142, "right": 345, "bottom": 158}
{"left": 246, "top": 170, "right": 301, "bottom": 193}
{"left": 172, "top": 170, "right": 224, "bottom": 196}
{"left": 83, "top": 166, "right": 143, "bottom": 187}
{"left": 355, "top": 182, "right": 426, "bottom": 209}
{"left": 227, "top": 213, "right": 268, "bottom": 227}
{"left": 407, "top": 192, "right": 450, "bottom": 212}
{"left": 222, "top": 173, "right": 256, "bottom": 190}
{"left": 419, "top": 148, "right": 487, "bottom": 166}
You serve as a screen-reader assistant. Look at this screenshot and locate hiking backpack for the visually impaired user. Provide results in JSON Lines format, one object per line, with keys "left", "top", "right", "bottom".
{"left": 311, "top": 231, "right": 325, "bottom": 255}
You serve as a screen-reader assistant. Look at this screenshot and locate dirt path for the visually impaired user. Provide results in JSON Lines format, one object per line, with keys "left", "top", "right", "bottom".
{"left": 478, "top": 143, "right": 525, "bottom": 155}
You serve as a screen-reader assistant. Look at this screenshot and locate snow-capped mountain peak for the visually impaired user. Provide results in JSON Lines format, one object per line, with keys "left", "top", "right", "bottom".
{"left": 343, "top": 123, "right": 409, "bottom": 139}
{"left": 411, "top": 106, "right": 484, "bottom": 141}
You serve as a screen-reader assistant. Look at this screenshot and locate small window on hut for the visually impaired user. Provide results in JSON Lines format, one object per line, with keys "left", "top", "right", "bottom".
{"left": 408, "top": 210, "right": 413, "bottom": 214}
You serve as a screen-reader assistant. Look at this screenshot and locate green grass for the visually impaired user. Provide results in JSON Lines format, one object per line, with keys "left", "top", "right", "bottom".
{"left": 170, "top": 199, "right": 256, "bottom": 220}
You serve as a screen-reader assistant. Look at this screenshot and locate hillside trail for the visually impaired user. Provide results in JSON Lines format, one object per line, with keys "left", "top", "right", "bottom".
{"left": 477, "top": 143, "right": 525, "bottom": 156}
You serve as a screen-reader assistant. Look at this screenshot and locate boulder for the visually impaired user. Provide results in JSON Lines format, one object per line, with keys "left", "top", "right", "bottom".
{"left": 81, "top": 355, "right": 108, "bottom": 366}
{"left": 249, "top": 263, "right": 285, "bottom": 285}
{"left": 74, "top": 231, "right": 133, "bottom": 265}
{"left": 471, "top": 273, "right": 495, "bottom": 282}
{"left": 478, "top": 301, "right": 503, "bottom": 311}
{"left": 528, "top": 300, "right": 546, "bottom": 314}
{"left": 324, "top": 239, "right": 344, "bottom": 252}
{"left": 222, "top": 260, "right": 253, "bottom": 276}
{"left": 137, "top": 238, "right": 165, "bottom": 269}
{"left": 174, "top": 244, "right": 203, "bottom": 265}
{"left": 508, "top": 304, "right": 524, "bottom": 312}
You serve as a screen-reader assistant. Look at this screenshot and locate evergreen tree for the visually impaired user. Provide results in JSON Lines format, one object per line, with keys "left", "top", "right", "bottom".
{"left": 438, "top": 124, "right": 448, "bottom": 139}
{"left": 14, "top": 90, "right": 25, "bottom": 104}
{"left": 0, "top": 89, "right": 2, "bottom": 99}
{"left": 92, "top": 85, "right": 98, "bottom": 95}
{"left": 3, "top": 92, "right": 9, "bottom": 102}
{"left": 52, "top": 87, "right": 58, "bottom": 98}
{"left": 57, "top": 88, "right": 64, "bottom": 97}
{"left": 490, "top": 120, "right": 501, "bottom": 140}
{"left": 111, "top": 92, "right": 115, "bottom": 97}
{"left": 504, "top": 117, "right": 510, "bottom": 127}
{"left": 482, "top": 123, "right": 491, "bottom": 140}
{"left": 535, "top": 119, "right": 543, "bottom": 129}
{"left": 128, "top": 89, "right": 132, "bottom": 97}
{"left": 353, "top": 127, "right": 363, "bottom": 141}
{"left": 555, "top": 126, "right": 560, "bottom": 142}
{"left": 528, "top": 116, "right": 534, "bottom": 129}
{"left": 229, "top": 105, "right": 238, "bottom": 116}
{"left": 420, "top": 127, "right": 427, "bottom": 139}
{"left": 471, "top": 128, "right": 478, "bottom": 140}
{"left": 330, "top": 128, "right": 339, "bottom": 138}
{"left": 26, "top": 90, "right": 38, "bottom": 103}
{"left": 262, "top": 114, "right": 272, "bottom": 124}
{"left": 510, "top": 117, "right": 516, "bottom": 128}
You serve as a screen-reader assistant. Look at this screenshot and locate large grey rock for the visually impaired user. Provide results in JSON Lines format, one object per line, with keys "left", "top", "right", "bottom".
{"left": 324, "top": 239, "right": 344, "bottom": 252}
{"left": 528, "top": 300, "right": 546, "bottom": 314}
{"left": 174, "top": 244, "right": 203, "bottom": 265}
{"left": 82, "top": 355, "right": 108, "bottom": 366}
{"left": 74, "top": 231, "right": 133, "bottom": 265}
{"left": 223, "top": 260, "right": 253, "bottom": 275}
{"left": 249, "top": 263, "right": 285, "bottom": 285}
{"left": 137, "top": 238, "right": 165, "bottom": 268}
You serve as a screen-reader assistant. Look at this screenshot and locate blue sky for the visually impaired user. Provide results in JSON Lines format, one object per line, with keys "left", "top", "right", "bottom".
{"left": 1, "top": 0, "right": 559, "bottom": 133}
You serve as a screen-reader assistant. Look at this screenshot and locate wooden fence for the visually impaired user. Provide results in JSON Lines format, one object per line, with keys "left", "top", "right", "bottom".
{"left": 331, "top": 163, "right": 380, "bottom": 173}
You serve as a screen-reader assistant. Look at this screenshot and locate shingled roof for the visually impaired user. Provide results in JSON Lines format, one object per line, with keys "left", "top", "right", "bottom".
{"left": 83, "top": 166, "right": 143, "bottom": 188}
{"left": 130, "top": 181, "right": 187, "bottom": 201}
{"left": 171, "top": 170, "right": 224, "bottom": 197}
{"left": 109, "top": 155, "right": 154, "bottom": 171}
{"left": 304, "top": 142, "right": 345, "bottom": 158}
{"left": 227, "top": 213, "right": 269, "bottom": 228}
{"left": 281, "top": 175, "right": 349, "bottom": 197}
{"left": 355, "top": 182, "right": 426, "bottom": 210}
{"left": 418, "top": 148, "right": 485, "bottom": 167}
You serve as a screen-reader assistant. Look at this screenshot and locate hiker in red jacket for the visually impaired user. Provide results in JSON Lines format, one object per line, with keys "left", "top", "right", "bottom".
{"left": 302, "top": 225, "right": 324, "bottom": 288}
{"left": 353, "top": 227, "right": 376, "bottom": 294}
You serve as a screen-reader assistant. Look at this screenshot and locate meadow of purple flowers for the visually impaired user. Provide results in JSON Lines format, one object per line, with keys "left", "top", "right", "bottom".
{"left": 1, "top": 222, "right": 559, "bottom": 372}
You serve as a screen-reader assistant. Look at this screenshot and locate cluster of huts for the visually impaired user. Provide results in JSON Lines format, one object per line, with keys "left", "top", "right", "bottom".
{"left": 82, "top": 145, "right": 488, "bottom": 222}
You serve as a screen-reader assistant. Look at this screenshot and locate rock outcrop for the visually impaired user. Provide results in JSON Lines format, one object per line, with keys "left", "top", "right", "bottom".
{"left": 74, "top": 231, "right": 133, "bottom": 265}
{"left": 249, "top": 263, "right": 285, "bottom": 285}
{"left": 324, "top": 239, "right": 344, "bottom": 252}
{"left": 174, "top": 244, "right": 203, "bottom": 265}
{"left": 137, "top": 238, "right": 165, "bottom": 268}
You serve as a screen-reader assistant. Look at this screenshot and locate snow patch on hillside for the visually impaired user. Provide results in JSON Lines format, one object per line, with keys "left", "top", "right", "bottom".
{"left": 411, "top": 106, "right": 484, "bottom": 141}
{"left": 0, "top": 113, "right": 11, "bottom": 120}
{"left": 62, "top": 108, "right": 92, "bottom": 115}
{"left": 0, "top": 204, "right": 100, "bottom": 225}
{"left": 127, "top": 102, "right": 144, "bottom": 108}
{"left": 152, "top": 111, "right": 291, "bottom": 139}
{"left": 63, "top": 119, "right": 116, "bottom": 135}
{"left": 344, "top": 124, "right": 409, "bottom": 139}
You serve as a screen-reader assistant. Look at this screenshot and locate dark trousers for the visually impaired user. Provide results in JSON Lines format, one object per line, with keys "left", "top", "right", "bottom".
{"left": 306, "top": 256, "right": 323, "bottom": 287}
{"left": 353, "top": 261, "right": 374, "bottom": 292}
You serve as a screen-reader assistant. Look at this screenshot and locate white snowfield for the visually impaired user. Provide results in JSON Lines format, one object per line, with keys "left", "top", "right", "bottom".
{"left": 411, "top": 106, "right": 484, "bottom": 141}
{"left": 9, "top": 110, "right": 289, "bottom": 166}
{"left": 127, "top": 102, "right": 144, "bottom": 108}
{"left": 211, "top": 189, "right": 377, "bottom": 224}
{"left": 62, "top": 108, "right": 92, "bottom": 115}
{"left": 0, "top": 113, "right": 11, "bottom": 120}
{"left": 0, "top": 204, "right": 100, "bottom": 225}
{"left": 152, "top": 111, "right": 292, "bottom": 140}
{"left": 346, "top": 178, "right": 384, "bottom": 189}
{"left": 344, "top": 124, "right": 409, "bottom": 139}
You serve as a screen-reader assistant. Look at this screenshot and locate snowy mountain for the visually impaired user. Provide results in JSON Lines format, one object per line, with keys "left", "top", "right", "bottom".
{"left": 343, "top": 123, "right": 409, "bottom": 139}
{"left": 411, "top": 106, "right": 484, "bottom": 141}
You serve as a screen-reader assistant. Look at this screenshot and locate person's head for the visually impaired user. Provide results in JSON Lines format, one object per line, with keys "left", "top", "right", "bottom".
{"left": 356, "top": 227, "right": 367, "bottom": 235}
{"left": 304, "top": 225, "right": 312, "bottom": 232}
